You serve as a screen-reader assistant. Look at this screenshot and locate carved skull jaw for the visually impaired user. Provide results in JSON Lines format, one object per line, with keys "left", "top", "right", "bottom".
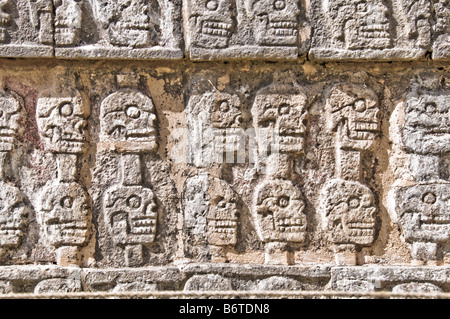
{"left": 54, "top": 0, "right": 82, "bottom": 46}
{"left": 344, "top": 1, "right": 391, "bottom": 50}
{"left": 322, "top": 179, "right": 377, "bottom": 247}
{"left": 398, "top": 185, "right": 450, "bottom": 244}
{"left": 91, "top": 0, "right": 153, "bottom": 48}
{"left": 0, "top": 182, "right": 29, "bottom": 249}
{"left": 100, "top": 89, "right": 158, "bottom": 153}
{"left": 253, "top": 93, "right": 308, "bottom": 155}
{"left": 254, "top": 179, "right": 307, "bottom": 244}
{"left": 206, "top": 199, "right": 238, "bottom": 246}
{"left": 104, "top": 185, "right": 157, "bottom": 246}
{"left": 250, "top": 0, "right": 300, "bottom": 46}
{"left": 0, "top": 92, "right": 24, "bottom": 152}
{"left": 403, "top": 94, "right": 450, "bottom": 155}
{"left": 188, "top": 0, "right": 234, "bottom": 49}
{"left": 40, "top": 182, "right": 91, "bottom": 248}
{"left": 37, "top": 93, "right": 90, "bottom": 155}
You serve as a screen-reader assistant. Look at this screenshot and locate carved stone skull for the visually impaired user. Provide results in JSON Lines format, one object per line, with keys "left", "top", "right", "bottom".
{"left": 326, "top": 84, "right": 380, "bottom": 151}
{"left": 54, "top": 0, "right": 83, "bottom": 46}
{"left": 186, "top": 0, "right": 234, "bottom": 48}
{"left": 39, "top": 182, "right": 91, "bottom": 248}
{"left": 90, "top": 0, "right": 158, "bottom": 47}
{"left": 37, "top": 90, "right": 90, "bottom": 154}
{"left": 0, "top": 90, "right": 25, "bottom": 152}
{"left": 434, "top": 0, "right": 450, "bottom": 35}
{"left": 0, "top": 182, "right": 29, "bottom": 249}
{"left": 206, "top": 177, "right": 238, "bottom": 246}
{"left": 249, "top": 0, "right": 300, "bottom": 46}
{"left": 100, "top": 89, "right": 157, "bottom": 152}
{"left": 253, "top": 179, "right": 307, "bottom": 243}
{"left": 252, "top": 87, "right": 309, "bottom": 155}
{"left": 104, "top": 185, "right": 157, "bottom": 246}
{"left": 321, "top": 179, "right": 377, "bottom": 246}
{"left": 0, "top": 0, "right": 10, "bottom": 43}
{"left": 397, "top": 184, "right": 450, "bottom": 244}
{"left": 402, "top": 93, "right": 450, "bottom": 155}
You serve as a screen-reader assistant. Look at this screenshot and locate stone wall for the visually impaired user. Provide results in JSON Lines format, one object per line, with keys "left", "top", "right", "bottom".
{"left": 0, "top": 0, "right": 448, "bottom": 295}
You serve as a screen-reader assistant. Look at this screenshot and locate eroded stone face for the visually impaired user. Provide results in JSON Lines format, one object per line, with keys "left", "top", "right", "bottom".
{"left": 0, "top": 0, "right": 10, "bottom": 43}
{"left": 37, "top": 91, "right": 90, "bottom": 154}
{"left": 39, "top": 182, "right": 91, "bottom": 248}
{"left": 0, "top": 182, "right": 29, "bottom": 250}
{"left": 252, "top": 90, "right": 308, "bottom": 155}
{"left": 0, "top": 90, "right": 25, "bottom": 152}
{"left": 103, "top": 184, "right": 157, "bottom": 246}
{"left": 326, "top": 84, "right": 380, "bottom": 151}
{"left": 90, "top": 0, "right": 158, "bottom": 47}
{"left": 397, "top": 184, "right": 450, "bottom": 244}
{"left": 54, "top": 0, "right": 83, "bottom": 46}
{"left": 253, "top": 179, "right": 306, "bottom": 243}
{"left": 402, "top": 93, "right": 450, "bottom": 155}
{"left": 325, "top": 0, "right": 392, "bottom": 50}
{"left": 320, "top": 179, "right": 377, "bottom": 246}
{"left": 249, "top": 0, "right": 300, "bottom": 46}
{"left": 100, "top": 89, "right": 157, "bottom": 152}
{"left": 186, "top": 0, "right": 234, "bottom": 49}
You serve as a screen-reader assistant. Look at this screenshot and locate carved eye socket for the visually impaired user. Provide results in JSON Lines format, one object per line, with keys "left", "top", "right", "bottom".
{"left": 125, "top": 105, "right": 141, "bottom": 119}
{"left": 423, "top": 192, "right": 437, "bottom": 205}
{"left": 279, "top": 103, "right": 290, "bottom": 115}
{"left": 218, "top": 101, "right": 229, "bottom": 112}
{"left": 424, "top": 102, "right": 437, "bottom": 114}
{"left": 59, "top": 102, "right": 73, "bottom": 117}
{"left": 127, "top": 195, "right": 142, "bottom": 209}
{"left": 348, "top": 197, "right": 360, "bottom": 209}
{"left": 273, "top": 0, "right": 286, "bottom": 10}
{"left": 206, "top": 0, "right": 218, "bottom": 10}
{"left": 353, "top": 99, "right": 367, "bottom": 112}
{"left": 60, "top": 196, "right": 73, "bottom": 209}
{"left": 277, "top": 195, "right": 290, "bottom": 208}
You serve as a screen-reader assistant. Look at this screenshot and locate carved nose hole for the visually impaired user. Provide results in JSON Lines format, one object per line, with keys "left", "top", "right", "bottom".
{"left": 279, "top": 103, "right": 290, "bottom": 115}
{"left": 206, "top": 0, "right": 218, "bottom": 11}
{"left": 218, "top": 101, "right": 229, "bottom": 112}
{"left": 354, "top": 99, "right": 367, "bottom": 112}
{"left": 273, "top": 0, "right": 286, "bottom": 10}
{"left": 348, "top": 197, "right": 360, "bottom": 209}
{"left": 423, "top": 192, "right": 437, "bottom": 205}
{"left": 125, "top": 105, "right": 141, "bottom": 119}
{"left": 59, "top": 102, "right": 73, "bottom": 117}
{"left": 277, "top": 196, "right": 289, "bottom": 208}
{"left": 425, "top": 102, "right": 437, "bottom": 114}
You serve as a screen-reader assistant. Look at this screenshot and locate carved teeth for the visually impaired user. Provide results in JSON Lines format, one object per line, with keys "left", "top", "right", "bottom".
{"left": 347, "top": 229, "right": 374, "bottom": 237}
{"left": 268, "top": 20, "right": 298, "bottom": 37}
{"left": 348, "top": 222, "right": 375, "bottom": 229}
{"left": 353, "top": 121, "right": 378, "bottom": 132}
{"left": 201, "top": 20, "right": 232, "bottom": 37}
{"left": 117, "top": 22, "right": 151, "bottom": 31}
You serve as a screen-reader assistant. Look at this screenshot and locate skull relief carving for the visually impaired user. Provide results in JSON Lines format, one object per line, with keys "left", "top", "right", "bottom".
{"left": 90, "top": 0, "right": 158, "bottom": 47}
{"left": 187, "top": 0, "right": 234, "bottom": 49}
{"left": 37, "top": 91, "right": 90, "bottom": 154}
{"left": 39, "top": 182, "right": 91, "bottom": 248}
{"left": 325, "top": 0, "right": 392, "bottom": 50}
{"left": 0, "top": 90, "right": 25, "bottom": 152}
{"left": 321, "top": 179, "right": 377, "bottom": 246}
{"left": 249, "top": 0, "right": 300, "bottom": 46}
{"left": 54, "top": 0, "right": 82, "bottom": 46}
{"left": 326, "top": 84, "right": 380, "bottom": 151}
{"left": 0, "top": 182, "right": 29, "bottom": 250}
{"left": 252, "top": 90, "right": 308, "bottom": 155}
{"left": 0, "top": 0, "right": 10, "bottom": 43}
{"left": 253, "top": 179, "right": 306, "bottom": 243}
{"left": 100, "top": 89, "right": 157, "bottom": 150}
{"left": 397, "top": 184, "right": 450, "bottom": 244}
{"left": 104, "top": 185, "right": 157, "bottom": 246}
{"left": 402, "top": 93, "right": 450, "bottom": 155}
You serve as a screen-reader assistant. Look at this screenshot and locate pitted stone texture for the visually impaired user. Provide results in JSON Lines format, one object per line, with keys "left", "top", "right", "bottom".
{"left": 184, "top": 274, "right": 234, "bottom": 291}
{"left": 325, "top": 83, "right": 380, "bottom": 152}
{"left": 310, "top": 0, "right": 430, "bottom": 61}
{"left": 34, "top": 277, "right": 82, "bottom": 293}
{"left": 56, "top": 0, "right": 183, "bottom": 59}
{"left": 182, "top": 173, "right": 240, "bottom": 261}
{"left": 186, "top": 89, "right": 244, "bottom": 168}
{"left": 392, "top": 282, "right": 443, "bottom": 293}
{"left": 432, "top": 0, "right": 450, "bottom": 60}
{"left": 0, "top": 90, "right": 25, "bottom": 152}
{"left": 183, "top": 0, "right": 308, "bottom": 60}
{"left": 395, "top": 184, "right": 450, "bottom": 262}
{"left": 320, "top": 179, "right": 377, "bottom": 247}
{"left": 256, "top": 276, "right": 302, "bottom": 290}
{"left": 402, "top": 92, "right": 450, "bottom": 155}
{"left": 54, "top": 0, "right": 83, "bottom": 47}
{"left": 37, "top": 90, "right": 90, "bottom": 155}
{"left": 253, "top": 178, "right": 307, "bottom": 244}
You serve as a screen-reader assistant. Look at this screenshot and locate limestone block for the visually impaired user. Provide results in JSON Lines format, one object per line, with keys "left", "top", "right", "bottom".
{"left": 432, "top": 0, "right": 450, "bottom": 60}
{"left": 310, "top": 0, "right": 431, "bottom": 61}
{"left": 183, "top": 0, "right": 309, "bottom": 60}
